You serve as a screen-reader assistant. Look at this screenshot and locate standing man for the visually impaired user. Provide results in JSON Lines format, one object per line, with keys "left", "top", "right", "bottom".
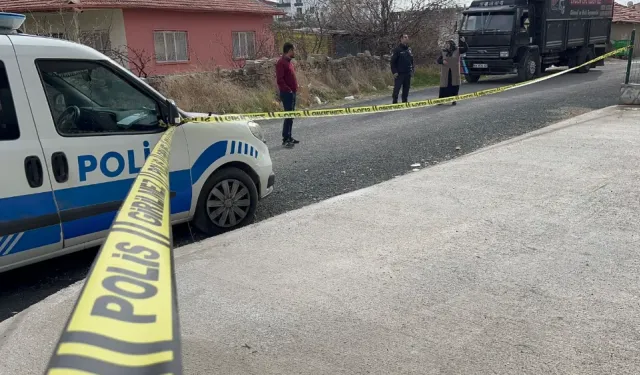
{"left": 390, "top": 34, "right": 414, "bottom": 104}
{"left": 276, "top": 42, "right": 299, "bottom": 148}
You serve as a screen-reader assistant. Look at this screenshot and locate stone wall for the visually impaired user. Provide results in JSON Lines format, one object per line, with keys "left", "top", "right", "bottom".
{"left": 619, "top": 83, "right": 640, "bottom": 105}
{"left": 145, "top": 52, "right": 391, "bottom": 92}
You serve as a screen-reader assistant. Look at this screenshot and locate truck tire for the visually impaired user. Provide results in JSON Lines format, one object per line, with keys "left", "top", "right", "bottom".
{"left": 193, "top": 167, "right": 258, "bottom": 236}
{"left": 577, "top": 50, "right": 593, "bottom": 73}
{"left": 517, "top": 52, "right": 538, "bottom": 82}
{"left": 465, "top": 74, "right": 480, "bottom": 83}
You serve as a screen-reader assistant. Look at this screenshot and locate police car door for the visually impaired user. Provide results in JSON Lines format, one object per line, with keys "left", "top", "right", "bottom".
{"left": 0, "top": 35, "right": 63, "bottom": 267}
{"left": 15, "top": 43, "right": 191, "bottom": 248}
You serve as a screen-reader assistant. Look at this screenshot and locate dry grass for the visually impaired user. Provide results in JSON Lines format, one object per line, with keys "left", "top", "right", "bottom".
{"left": 161, "top": 63, "right": 440, "bottom": 114}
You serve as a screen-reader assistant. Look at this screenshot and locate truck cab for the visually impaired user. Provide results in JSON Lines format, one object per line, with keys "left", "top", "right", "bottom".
{"left": 0, "top": 13, "right": 275, "bottom": 273}
{"left": 459, "top": 0, "right": 613, "bottom": 82}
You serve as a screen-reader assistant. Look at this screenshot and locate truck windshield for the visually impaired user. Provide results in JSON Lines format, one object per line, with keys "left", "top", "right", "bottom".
{"left": 462, "top": 12, "right": 513, "bottom": 32}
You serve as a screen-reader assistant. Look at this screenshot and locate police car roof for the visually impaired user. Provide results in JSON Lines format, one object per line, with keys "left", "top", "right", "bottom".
{"left": 7, "top": 33, "right": 112, "bottom": 60}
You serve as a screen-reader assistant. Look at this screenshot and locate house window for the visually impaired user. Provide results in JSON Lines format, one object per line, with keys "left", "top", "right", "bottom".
{"left": 296, "top": 7, "right": 303, "bottom": 16}
{"left": 154, "top": 31, "right": 189, "bottom": 63}
{"left": 232, "top": 31, "right": 256, "bottom": 60}
{"left": 80, "top": 31, "right": 110, "bottom": 52}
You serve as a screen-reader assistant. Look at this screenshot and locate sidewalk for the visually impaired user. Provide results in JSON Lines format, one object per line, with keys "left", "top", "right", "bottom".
{"left": 2, "top": 106, "right": 640, "bottom": 374}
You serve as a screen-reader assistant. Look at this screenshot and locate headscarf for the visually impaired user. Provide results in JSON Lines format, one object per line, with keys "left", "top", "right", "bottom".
{"left": 444, "top": 39, "right": 457, "bottom": 57}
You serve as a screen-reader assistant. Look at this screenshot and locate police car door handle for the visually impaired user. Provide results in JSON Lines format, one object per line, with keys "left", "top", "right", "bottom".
{"left": 24, "top": 156, "right": 43, "bottom": 188}
{"left": 51, "top": 152, "right": 69, "bottom": 183}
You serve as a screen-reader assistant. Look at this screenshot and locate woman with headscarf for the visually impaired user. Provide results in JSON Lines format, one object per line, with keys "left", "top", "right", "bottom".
{"left": 436, "top": 37, "right": 468, "bottom": 105}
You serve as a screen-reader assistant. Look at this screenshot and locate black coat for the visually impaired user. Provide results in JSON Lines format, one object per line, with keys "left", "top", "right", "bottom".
{"left": 390, "top": 44, "right": 414, "bottom": 75}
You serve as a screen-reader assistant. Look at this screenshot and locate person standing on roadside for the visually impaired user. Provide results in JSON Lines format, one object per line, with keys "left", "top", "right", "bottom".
{"left": 390, "top": 34, "right": 414, "bottom": 104}
{"left": 276, "top": 42, "right": 299, "bottom": 148}
{"left": 436, "top": 37, "right": 468, "bottom": 105}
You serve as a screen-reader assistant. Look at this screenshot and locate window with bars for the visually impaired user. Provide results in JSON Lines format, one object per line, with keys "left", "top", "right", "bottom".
{"left": 232, "top": 31, "right": 256, "bottom": 60}
{"left": 153, "top": 31, "right": 189, "bottom": 63}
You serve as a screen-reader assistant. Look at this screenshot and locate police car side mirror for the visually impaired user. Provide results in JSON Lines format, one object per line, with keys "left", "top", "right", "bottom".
{"left": 166, "top": 99, "right": 180, "bottom": 126}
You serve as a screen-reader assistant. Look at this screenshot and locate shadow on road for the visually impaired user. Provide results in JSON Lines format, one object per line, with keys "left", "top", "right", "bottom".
{"left": 0, "top": 248, "right": 97, "bottom": 321}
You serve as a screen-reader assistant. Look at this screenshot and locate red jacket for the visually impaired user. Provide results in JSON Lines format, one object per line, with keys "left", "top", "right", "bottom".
{"left": 276, "top": 56, "right": 297, "bottom": 93}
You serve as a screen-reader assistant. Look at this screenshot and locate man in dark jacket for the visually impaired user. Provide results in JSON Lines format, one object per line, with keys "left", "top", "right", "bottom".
{"left": 390, "top": 34, "right": 414, "bottom": 104}
{"left": 276, "top": 42, "right": 299, "bottom": 148}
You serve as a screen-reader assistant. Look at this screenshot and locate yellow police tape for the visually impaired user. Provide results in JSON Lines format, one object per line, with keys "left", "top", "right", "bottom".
{"left": 44, "top": 45, "right": 630, "bottom": 375}
{"left": 185, "top": 46, "right": 630, "bottom": 124}
{"left": 46, "top": 126, "right": 181, "bottom": 375}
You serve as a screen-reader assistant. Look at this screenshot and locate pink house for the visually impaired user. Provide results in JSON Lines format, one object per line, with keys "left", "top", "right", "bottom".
{"left": 0, "top": 0, "right": 283, "bottom": 76}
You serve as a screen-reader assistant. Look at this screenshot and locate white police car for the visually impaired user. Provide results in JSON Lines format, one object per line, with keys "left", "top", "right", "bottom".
{"left": 0, "top": 13, "right": 274, "bottom": 273}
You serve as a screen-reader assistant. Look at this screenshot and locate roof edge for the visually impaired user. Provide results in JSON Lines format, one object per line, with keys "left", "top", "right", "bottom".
{"left": 1, "top": 4, "right": 284, "bottom": 16}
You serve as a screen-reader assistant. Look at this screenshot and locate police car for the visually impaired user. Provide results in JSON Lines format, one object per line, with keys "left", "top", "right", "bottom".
{"left": 0, "top": 13, "right": 274, "bottom": 273}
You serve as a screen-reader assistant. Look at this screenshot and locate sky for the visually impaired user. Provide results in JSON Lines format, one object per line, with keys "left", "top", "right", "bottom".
{"left": 456, "top": 0, "right": 630, "bottom": 5}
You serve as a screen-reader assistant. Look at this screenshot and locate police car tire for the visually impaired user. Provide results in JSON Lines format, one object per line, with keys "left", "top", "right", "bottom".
{"left": 193, "top": 167, "right": 258, "bottom": 235}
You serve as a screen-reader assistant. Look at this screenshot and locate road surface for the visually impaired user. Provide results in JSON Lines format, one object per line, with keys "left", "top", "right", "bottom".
{"left": 0, "top": 60, "right": 627, "bottom": 322}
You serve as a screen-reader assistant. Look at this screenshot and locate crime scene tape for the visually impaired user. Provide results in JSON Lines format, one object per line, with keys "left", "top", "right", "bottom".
{"left": 46, "top": 127, "right": 182, "bottom": 375}
{"left": 43, "top": 44, "right": 630, "bottom": 375}
{"left": 184, "top": 46, "right": 630, "bottom": 124}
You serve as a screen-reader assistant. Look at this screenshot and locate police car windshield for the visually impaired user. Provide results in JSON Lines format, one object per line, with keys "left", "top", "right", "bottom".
{"left": 462, "top": 12, "right": 513, "bottom": 32}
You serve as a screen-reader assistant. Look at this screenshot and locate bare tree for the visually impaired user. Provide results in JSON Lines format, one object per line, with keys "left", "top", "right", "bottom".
{"left": 22, "top": 8, "right": 113, "bottom": 52}
{"left": 324, "top": 0, "right": 457, "bottom": 56}
{"left": 272, "top": 6, "right": 333, "bottom": 59}
{"left": 108, "top": 47, "right": 154, "bottom": 77}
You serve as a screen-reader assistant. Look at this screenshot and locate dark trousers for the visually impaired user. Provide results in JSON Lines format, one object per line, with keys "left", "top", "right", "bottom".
{"left": 438, "top": 70, "right": 460, "bottom": 99}
{"left": 280, "top": 91, "right": 296, "bottom": 140}
{"left": 392, "top": 73, "right": 411, "bottom": 103}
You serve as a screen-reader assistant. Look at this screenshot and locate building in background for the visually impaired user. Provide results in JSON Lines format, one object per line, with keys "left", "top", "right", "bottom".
{"left": 0, "top": 0, "right": 283, "bottom": 75}
{"left": 612, "top": 2, "right": 640, "bottom": 41}
{"left": 276, "top": 0, "right": 322, "bottom": 19}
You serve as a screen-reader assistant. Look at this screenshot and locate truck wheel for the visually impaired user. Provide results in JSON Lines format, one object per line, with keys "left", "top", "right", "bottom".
{"left": 577, "top": 50, "right": 593, "bottom": 73}
{"left": 465, "top": 74, "right": 480, "bottom": 83}
{"left": 517, "top": 52, "right": 537, "bottom": 82}
{"left": 193, "top": 167, "right": 258, "bottom": 236}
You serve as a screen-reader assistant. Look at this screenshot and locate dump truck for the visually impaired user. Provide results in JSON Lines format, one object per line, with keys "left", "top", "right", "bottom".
{"left": 458, "top": 0, "right": 614, "bottom": 82}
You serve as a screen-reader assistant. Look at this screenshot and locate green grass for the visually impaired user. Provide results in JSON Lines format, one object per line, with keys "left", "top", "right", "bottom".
{"left": 411, "top": 65, "right": 441, "bottom": 87}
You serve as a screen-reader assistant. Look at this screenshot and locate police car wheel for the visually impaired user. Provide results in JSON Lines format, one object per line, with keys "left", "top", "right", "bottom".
{"left": 193, "top": 167, "right": 258, "bottom": 235}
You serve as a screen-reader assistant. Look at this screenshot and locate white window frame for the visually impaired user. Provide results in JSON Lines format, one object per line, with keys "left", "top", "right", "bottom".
{"left": 154, "top": 31, "right": 189, "bottom": 63}
{"left": 232, "top": 31, "right": 256, "bottom": 60}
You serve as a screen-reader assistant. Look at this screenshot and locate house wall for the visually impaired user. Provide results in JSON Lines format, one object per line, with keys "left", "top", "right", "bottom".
{"left": 122, "top": 9, "right": 276, "bottom": 75}
{"left": 21, "top": 9, "right": 127, "bottom": 55}
{"left": 611, "top": 23, "right": 640, "bottom": 57}
{"left": 611, "top": 22, "right": 638, "bottom": 41}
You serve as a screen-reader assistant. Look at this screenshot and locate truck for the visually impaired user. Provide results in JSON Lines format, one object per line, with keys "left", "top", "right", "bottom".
{"left": 458, "top": 0, "right": 614, "bottom": 83}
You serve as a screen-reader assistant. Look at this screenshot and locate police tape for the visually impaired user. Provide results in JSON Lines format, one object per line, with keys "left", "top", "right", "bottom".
{"left": 184, "top": 46, "right": 630, "bottom": 124}
{"left": 46, "top": 126, "right": 182, "bottom": 375}
{"left": 43, "top": 44, "right": 630, "bottom": 375}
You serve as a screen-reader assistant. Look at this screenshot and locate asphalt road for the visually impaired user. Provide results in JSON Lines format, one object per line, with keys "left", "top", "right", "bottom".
{"left": 0, "top": 61, "right": 626, "bottom": 322}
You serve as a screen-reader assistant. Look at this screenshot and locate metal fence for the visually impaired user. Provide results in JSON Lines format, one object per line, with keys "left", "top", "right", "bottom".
{"left": 622, "top": 30, "right": 640, "bottom": 85}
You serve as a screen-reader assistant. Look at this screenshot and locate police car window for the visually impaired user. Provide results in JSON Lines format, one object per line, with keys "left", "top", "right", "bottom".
{"left": 0, "top": 61, "right": 19, "bottom": 141}
{"left": 36, "top": 60, "right": 161, "bottom": 136}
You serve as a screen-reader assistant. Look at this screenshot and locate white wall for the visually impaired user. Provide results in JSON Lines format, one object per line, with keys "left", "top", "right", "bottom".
{"left": 21, "top": 9, "right": 127, "bottom": 56}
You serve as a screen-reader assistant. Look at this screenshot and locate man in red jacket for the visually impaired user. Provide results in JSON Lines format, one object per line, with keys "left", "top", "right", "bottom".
{"left": 276, "top": 42, "right": 299, "bottom": 148}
